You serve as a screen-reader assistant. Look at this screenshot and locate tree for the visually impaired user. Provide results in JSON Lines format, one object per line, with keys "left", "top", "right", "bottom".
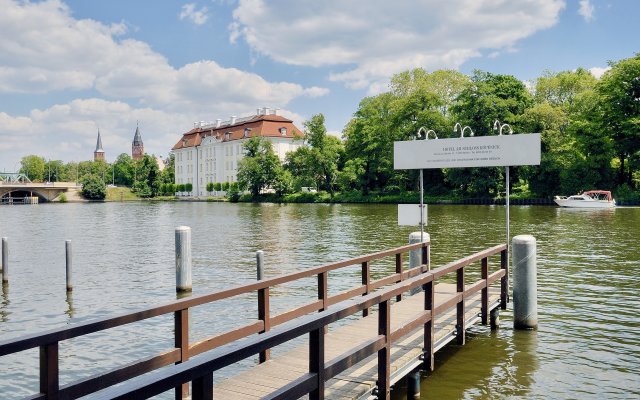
{"left": 161, "top": 154, "right": 175, "bottom": 184}
{"left": 81, "top": 174, "right": 106, "bottom": 200}
{"left": 185, "top": 182, "right": 193, "bottom": 193}
{"left": 20, "top": 155, "right": 46, "bottom": 182}
{"left": 237, "top": 137, "right": 282, "bottom": 197}
{"left": 206, "top": 182, "right": 214, "bottom": 194}
{"left": 113, "top": 153, "right": 134, "bottom": 186}
{"left": 301, "top": 114, "right": 344, "bottom": 195}
{"left": 535, "top": 68, "right": 597, "bottom": 108}
{"left": 596, "top": 54, "right": 640, "bottom": 187}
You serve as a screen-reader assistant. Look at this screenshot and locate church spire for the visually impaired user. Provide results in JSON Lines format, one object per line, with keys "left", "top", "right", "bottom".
{"left": 132, "top": 122, "right": 144, "bottom": 161}
{"left": 94, "top": 129, "right": 105, "bottom": 161}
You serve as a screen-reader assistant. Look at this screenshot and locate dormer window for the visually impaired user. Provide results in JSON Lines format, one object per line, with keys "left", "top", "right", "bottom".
{"left": 244, "top": 127, "right": 252, "bottom": 138}
{"left": 279, "top": 127, "right": 287, "bottom": 136}
{"left": 225, "top": 131, "right": 232, "bottom": 140}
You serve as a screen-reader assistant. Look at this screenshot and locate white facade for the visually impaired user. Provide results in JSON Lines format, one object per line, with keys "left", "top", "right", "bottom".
{"left": 174, "top": 134, "right": 302, "bottom": 197}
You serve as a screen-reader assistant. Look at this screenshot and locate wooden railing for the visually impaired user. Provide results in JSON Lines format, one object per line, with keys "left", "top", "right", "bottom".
{"left": 85, "top": 244, "right": 508, "bottom": 400}
{"left": 0, "top": 240, "right": 436, "bottom": 400}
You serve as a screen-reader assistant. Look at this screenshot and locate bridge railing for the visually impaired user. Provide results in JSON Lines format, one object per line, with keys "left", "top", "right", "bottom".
{"left": 86, "top": 244, "right": 508, "bottom": 400}
{"left": 0, "top": 240, "right": 436, "bottom": 399}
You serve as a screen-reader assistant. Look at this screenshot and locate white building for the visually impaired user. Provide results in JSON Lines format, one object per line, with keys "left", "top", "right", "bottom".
{"left": 172, "top": 108, "right": 304, "bottom": 196}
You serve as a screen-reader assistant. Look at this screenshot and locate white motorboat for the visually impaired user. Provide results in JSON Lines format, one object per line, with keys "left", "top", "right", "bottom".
{"left": 554, "top": 190, "right": 616, "bottom": 208}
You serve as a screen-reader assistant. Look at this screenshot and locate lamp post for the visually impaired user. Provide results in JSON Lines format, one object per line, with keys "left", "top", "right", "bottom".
{"left": 453, "top": 122, "right": 474, "bottom": 138}
{"left": 415, "top": 127, "right": 438, "bottom": 242}
{"left": 493, "top": 120, "right": 514, "bottom": 254}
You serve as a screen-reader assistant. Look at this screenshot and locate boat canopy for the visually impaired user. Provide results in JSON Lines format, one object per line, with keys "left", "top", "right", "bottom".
{"left": 583, "top": 190, "right": 613, "bottom": 201}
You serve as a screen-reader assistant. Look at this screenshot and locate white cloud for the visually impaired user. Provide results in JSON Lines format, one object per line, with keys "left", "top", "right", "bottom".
{"left": 578, "top": 0, "right": 595, "bottom": 22}
{"left": 0, "top": 0, "right": 327, "bottom": 169}
{"left": 179, "top": 3, "right": 209, "bottom": 25}
{"left": 230, "top": 0, "right": 566, "bottom": 91}
{"left": 589, "top": 66, "right": 610, "bottom": 79}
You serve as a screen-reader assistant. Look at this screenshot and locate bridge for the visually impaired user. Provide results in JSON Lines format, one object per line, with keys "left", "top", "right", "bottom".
{"left": 0, "top": 173, "right": 81, "bottom": 203}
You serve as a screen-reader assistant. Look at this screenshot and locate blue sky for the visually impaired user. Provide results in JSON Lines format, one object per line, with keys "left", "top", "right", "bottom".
{"left": 0, "top": 0, "right": 638, "bottom": 171}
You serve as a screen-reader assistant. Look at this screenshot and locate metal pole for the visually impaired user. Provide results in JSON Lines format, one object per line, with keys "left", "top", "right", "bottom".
{"left": 175, "top": 226, "right": 192, "bottom": 292}
{"left": 419, "top": 169, "right": 424, "bottom": 242}
{"left": 65, "top": 240, "right": 73, "bottom": 291}
{"left": 256, "top": 250, "right": 264, "bottom": 280}
{"left": 506, "top": 166, "right": 510, "bottom": 249}
{"left": 2, "top": 237, "right": 8, "bottom": 285}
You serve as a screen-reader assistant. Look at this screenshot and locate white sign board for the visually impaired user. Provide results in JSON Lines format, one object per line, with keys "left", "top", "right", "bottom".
{"left": 398, "top": 204, "right": 427, "bottom": 226}
{"left": 394, "top": 133, "right": 541, "bottom": 169}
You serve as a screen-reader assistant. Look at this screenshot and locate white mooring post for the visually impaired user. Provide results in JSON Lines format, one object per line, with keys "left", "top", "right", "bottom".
{"left": 256, "top": 250, "right": 264, "bottom": 280}
{"left": 512, "top": 235, "right": 537, "bottom": 330}
{"left": 175, "top": 226, "right": 192, "bottom": 292}
{"left": 2, "top": 237, "right": 8, "bottom": 285}
{"left": 409, "top": 232, "right": 430, "bottom": 270}
{"left": 65, "top": 240, "right": 73, "bottom": 291}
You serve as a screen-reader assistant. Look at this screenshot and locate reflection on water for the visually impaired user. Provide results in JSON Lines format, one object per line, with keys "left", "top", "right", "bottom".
{"left": 0, "top": 203, "right": 639, "bottom": 399}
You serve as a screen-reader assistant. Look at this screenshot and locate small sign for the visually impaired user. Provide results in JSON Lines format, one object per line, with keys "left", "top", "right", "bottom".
{"left": 398, "top": 204, "right": 427, "bottom": 226}
{"left": 394, "top": 133, "right": 541, "bottom": 169}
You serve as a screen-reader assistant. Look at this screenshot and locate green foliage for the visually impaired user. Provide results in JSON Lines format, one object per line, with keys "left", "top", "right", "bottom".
{"left": 206, "top": 182, "right": 214, "bottom": 193}
{"left": 222, "top": 182, "right": 230, "bottom": 191}
{"left": 226, "top": 182, "right": 240, "bottom": 202}
{"left": 177, "top": 183, "right": 185, "bottom": 193}
{"left": 213, "top": 182, "right": 222, "bottom": 191}
{"left": 185, "top": 182, "right": 193, "bottom": 193}
{"left": 58, "top": 192, "right": 67, "bottom": 203}
{"left": 20, "top": 155, "right": 46, "bottom": 182}
{"left": 80, "top": 174, "right": 106, "bottom": 200}
{"left": 535, "top": 68, "right": 597, "bottom": 107}
{"left": 237, "top": 137, "right": 283, "bottom": 197}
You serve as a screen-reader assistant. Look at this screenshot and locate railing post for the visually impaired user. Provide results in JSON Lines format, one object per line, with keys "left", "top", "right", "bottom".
{"left": 395, "top": 253, "right": 403, "bottom": 302}
{"left": 309, "top": 327, "right": 325, "bottom": 400}
{"left": 377, "top": 300, "right": 391, "bottom": 400}
{"left": 500, "top": 248, "right": 508, "bottom": 309}
{"left": 318, "top": 271, "right": 328, "bottom": 334}
{"left": 175, "top": 309, "right": 189, "bottom": 400}
{"left": 191, "top": 373, "right": 213, "bottom": 400}
{"left": 39, "top": 342, "right": 59, "bottom": 399}
{"left": 362, "top": 261, "right": 370, "bottom": 317}
{"left": 422, "top": 241, "right": 430, "bottom": 271}
{"left": 258, "top": 286, "right": 271, "bottom": 363}
{"left": 423, "top": 279, "right": 434, "bottom": 371}
{"left": 456, "top": 267, "right": 465, "bottom": 345}
{"left": 481, "top": 257, "right": 488, "bottom": 325}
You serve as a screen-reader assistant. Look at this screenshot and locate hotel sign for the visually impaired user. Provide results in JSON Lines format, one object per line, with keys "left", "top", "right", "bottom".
{"left": 394, "top": 133, "right": 541, "bottom": 169}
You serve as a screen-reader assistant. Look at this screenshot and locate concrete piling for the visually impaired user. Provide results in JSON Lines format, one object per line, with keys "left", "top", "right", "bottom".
{"left": 490, "top": 308, "right": 500, "bottom": 330}
{"left": 409, "top": 232, "right": 430, "bottom": 270}
{"left": 512, "top": 235, "right": 537, "bottom": 330}
{"left": 65, "top": 240, "right": 73, "bottom": 291}
{"left": 175, "top": 226, "right": 192, "bottom": 292}
{"left": 2, "top": 237, "right": 7, "bottom": 285}
{"left": 256, "top": 250, "right": 264, "bottom": 280}
{"left": 406, "top": 370, "right": 421, "bottom": 399}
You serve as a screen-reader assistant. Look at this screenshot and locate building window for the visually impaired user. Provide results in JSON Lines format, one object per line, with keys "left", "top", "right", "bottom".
{"left": 279, "top": 127, "right": 287, "bottom": 136}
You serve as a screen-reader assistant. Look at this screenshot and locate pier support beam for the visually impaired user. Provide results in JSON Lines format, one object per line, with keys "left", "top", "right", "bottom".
{"left": 490, "top": 308, "right": 500, "bottom": 330}
{"left": 407, "top": 370, "right": 421, "bottom": 399}
{"left": 175, "top": 226, "right": 192, "bottom": 292}
{"left": 2, "top": 237, "right": 7, "bottom": 285}
{"left": 512, "top": 235, "right": 537, "bottom": 330}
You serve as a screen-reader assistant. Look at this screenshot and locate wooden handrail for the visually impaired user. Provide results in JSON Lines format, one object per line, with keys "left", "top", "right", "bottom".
{"left": 1, "top": 240, "right": 509, "bottom": 400}
{"left": 85, "top": 244, "right": 507, "bottom": 400}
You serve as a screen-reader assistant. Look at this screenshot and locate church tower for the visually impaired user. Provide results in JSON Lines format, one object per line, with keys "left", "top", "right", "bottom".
{"left": 132, "top": 123, "right": 144, "bottom": 161}
{"left": 94, "top": 129, "right": 105, "bottom": 161}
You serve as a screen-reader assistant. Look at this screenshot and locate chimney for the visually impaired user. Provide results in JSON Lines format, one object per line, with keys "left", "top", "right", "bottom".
{"left": 231, "top": 115, "right": 237, "bottom": 125}
{"left": 263, "top": 107, "right": 270, "bottom": 116}
{"left": 199, "top": 121, "right": 205, "bottom": 127}
{"left": 256, "top": 108, "right": 262, "bottom": 116}
{"left": 273, "top": 108, "right": 279, "bottom": 116}
{"left": 216, "top": 119, "right": 221, "bottom": 128}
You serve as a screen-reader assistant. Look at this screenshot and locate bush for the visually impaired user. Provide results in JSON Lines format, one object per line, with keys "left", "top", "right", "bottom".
{"left": 222, "top": 182, "right": 230, "bottom": 191}
{"left": 80, "top": 174, "right": 106, "bottom": 200}
{"left": 213, "top": 182, "right": 222, "bottom": 191}
{"left": 185, "top": 183, "right": 193, "bottom": 193}
{"left": 58, "top": 192, "right": 67, "bottom": 203}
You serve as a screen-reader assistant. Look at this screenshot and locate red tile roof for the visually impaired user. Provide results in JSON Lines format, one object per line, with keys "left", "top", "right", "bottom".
{"left": 172, "top": 114, "right": 303, "bottom": 150}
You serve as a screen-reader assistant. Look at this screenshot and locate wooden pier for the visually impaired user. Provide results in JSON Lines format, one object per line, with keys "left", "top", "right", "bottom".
{"left": 0, "top": 240, "right": 508, "bottom": 400}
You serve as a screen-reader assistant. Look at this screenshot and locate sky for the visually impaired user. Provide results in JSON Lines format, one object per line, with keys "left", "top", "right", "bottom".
{"left": 0, "top": 0, "right": 638, "bottom": 171}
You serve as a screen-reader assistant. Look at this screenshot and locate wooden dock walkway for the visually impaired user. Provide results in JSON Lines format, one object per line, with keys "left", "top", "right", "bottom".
{"left": 215, "top": 284, "right": 500, "bottom": 399}
{"left": 0, "top": 240, "right": 508, "bottom": 400}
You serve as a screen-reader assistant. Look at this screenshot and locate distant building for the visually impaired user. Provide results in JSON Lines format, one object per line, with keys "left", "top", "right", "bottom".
{"left": 94, "top": 129, "right": 105, "bottom": 161}
{"left": 132, "top": 124, "right": 144, "bottom": 161}
{"left": 172, "top": 107, "right": 304, "bottom": 197}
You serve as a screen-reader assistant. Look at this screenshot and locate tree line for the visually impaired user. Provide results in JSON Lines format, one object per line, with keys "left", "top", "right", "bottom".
{"left": 237, "top": 53, "right": 640, "bottom": 201}
{"left": 18, "top": 153, "right": 175, "bottom": 199}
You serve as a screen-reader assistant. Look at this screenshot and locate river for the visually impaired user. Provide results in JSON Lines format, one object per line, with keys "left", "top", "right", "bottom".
{"left": 0, "top": 202, "right": 638, "bottom": 399}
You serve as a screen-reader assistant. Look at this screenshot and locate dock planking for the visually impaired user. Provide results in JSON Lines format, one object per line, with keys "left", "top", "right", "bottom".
{"left": 215, "top": 283, "right": 501, "bottom": 399}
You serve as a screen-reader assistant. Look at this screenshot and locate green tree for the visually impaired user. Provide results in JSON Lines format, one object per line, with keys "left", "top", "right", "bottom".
{"left": 535, "top": 68, "right": 597, "bottom": 108}
{"left": 237, "top": 137, "right": 282, "bottom": 197}
{"left": 596, "top": 54, "right": 640, "bottom": 187}
{"left": 206, "top": 182, "right": 214, "bottom": 194}
{"left": 213, "top": 182, "right": 222, "bottom": 191}
{"left": 20, "top": 155, "right": 46, "bottom": 182}
{"left": 113, "top": 153, "right": 134, "bottom": 186}
{"left": 302, "top": 114, "right": 344, "bottom": 195}
{"left": 80, "top": 174, "right": 106, "bottom": 200}
{"left": 44, "top": 160, "right": 64, "bottom": 182}
{"left": 161, "top": 154, "right": 175, "bottom": 184}
{"left": 185, "top": 182, "right": 193, "bottom": 193}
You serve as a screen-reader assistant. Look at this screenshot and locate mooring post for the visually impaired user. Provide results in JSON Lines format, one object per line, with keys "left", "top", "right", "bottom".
{"left": 490, "top": 308, "right": 500, "bottom": 330}
{"left": 407, "top": 370, "right": 421, "bottom": 399}
{"left": 65, "top": 240, "right": 73, "bottom": 292}
{"left": 409, "top": 232, "right": 429, "bottom": 295}
{"left": 512, "top": 235, "right": 537, "bottom": 330}
{"left": 256, "top": 250, "right": 264, "bottom": 280}
{"left": 2, "top": 237, "right": 8, "bottom": 285}
{"left": 175, "top": 226, "right": 192, "bottom": 292}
